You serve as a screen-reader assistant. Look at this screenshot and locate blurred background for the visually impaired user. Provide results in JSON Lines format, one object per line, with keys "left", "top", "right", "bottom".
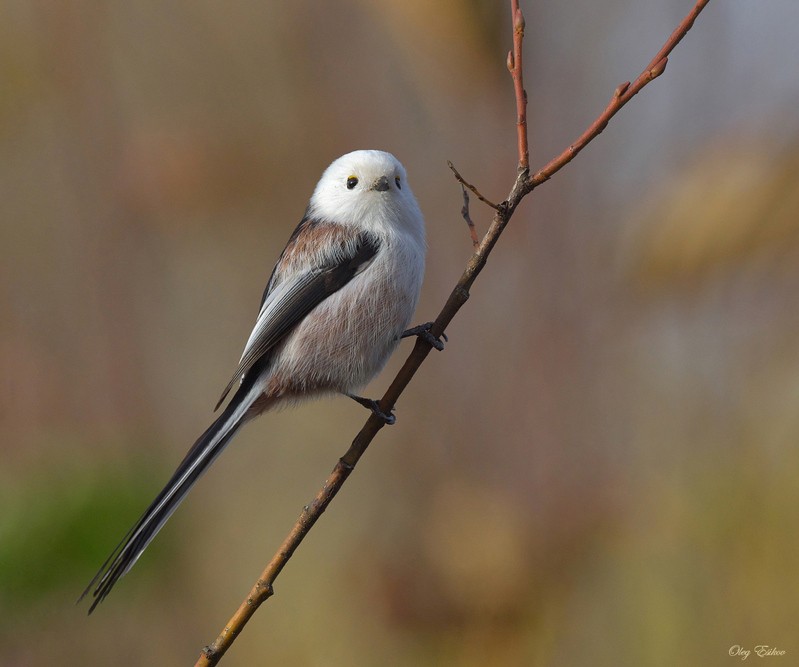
{"left": 2, "top": 0, "right": 799, "bottom": 665}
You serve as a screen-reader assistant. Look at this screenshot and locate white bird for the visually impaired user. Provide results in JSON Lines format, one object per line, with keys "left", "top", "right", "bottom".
{"left": 82, "top": 150, "right": 437, "bottom": 612}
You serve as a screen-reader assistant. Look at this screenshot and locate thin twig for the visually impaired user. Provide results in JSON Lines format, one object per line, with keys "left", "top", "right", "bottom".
{"left": 459, "top": 185, "right": 480, "bottom": 248}
{"left": 508, "top": 0, "right": 529, "bottom": 170}
{"left": 194, "top": 1, "right": 712, "bottom": 664}
{"left": 447, "top": 160, "right": 500, "bottom": 211}
{"left": 528, "top": 0, "right": 710, "bottom": 190}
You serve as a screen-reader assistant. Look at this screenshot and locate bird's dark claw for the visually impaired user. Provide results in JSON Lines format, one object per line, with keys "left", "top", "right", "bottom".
{"left": 401, "top": 322, "right": 447, "bottom": 351}
{"left": 346, "top": 394, "right": 396, "bottom": 425}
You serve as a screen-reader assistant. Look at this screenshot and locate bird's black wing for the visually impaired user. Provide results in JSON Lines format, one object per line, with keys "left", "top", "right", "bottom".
{"left": 214, "top": 227, "right": 380, "bottom": 409}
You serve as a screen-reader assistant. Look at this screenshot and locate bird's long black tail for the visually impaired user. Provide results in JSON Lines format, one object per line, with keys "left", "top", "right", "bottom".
{"left": 79, "top": 380, "right": 262, "bottom": 613}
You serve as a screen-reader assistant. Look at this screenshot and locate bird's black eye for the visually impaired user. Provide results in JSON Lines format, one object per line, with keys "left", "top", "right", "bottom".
{"left": 346, "top": 176, "right": 358, "bottom": 189}
{"left": 395, "top": 176, "right": 402, "bottom": 189}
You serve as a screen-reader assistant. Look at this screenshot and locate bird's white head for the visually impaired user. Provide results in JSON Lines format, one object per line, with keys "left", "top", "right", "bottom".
{"left": 307, "top": 150, "right": 423, "bottom": 238}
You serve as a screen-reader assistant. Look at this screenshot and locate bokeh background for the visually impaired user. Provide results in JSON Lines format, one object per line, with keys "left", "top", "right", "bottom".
{"left": 2, "top": 0, "right": 799, "bottom": 665}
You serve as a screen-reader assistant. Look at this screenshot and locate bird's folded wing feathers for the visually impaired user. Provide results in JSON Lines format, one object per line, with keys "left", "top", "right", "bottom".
{"left": 214, "top": 230, "right": 380, "bottom": 410}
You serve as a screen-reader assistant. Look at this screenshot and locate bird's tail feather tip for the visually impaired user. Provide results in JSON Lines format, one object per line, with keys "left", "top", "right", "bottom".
{"left": 78, "top": 384, "right": 254, "bottom": 612}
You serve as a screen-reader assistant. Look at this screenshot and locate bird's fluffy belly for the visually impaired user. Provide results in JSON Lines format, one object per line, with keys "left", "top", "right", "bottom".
{"left": 266, "top": 265, "right": 416, "bottom": 396}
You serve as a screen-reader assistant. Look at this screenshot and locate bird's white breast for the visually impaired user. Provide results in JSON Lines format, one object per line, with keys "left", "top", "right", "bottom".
{"left": 266, "top": 225, "right": 424, "bottom": 399}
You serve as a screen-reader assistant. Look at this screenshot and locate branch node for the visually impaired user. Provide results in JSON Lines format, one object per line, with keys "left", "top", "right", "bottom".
{"left": 614, "top": 81, "right": 631, "bottom": 98}
{"left": 649, "top": 57, "right": 669, "bottom": 78}
{"left": 514, "top": 8, "right": 526, "bottom": 32}
{"left": 506, "top": 50, "right": 514, "bottom": 72}
{"left": 454, "top": 285, "right": 470, "bottom": 305}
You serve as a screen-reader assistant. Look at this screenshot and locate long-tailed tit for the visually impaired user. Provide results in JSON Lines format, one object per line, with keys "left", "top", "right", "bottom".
{"left": 81, "top": 150, "right": 436, "bottom": 612}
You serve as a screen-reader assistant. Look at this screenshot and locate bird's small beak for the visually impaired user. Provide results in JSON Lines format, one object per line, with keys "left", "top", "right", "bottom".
{"left": 371, "top": 175, "right": 390, "bottom": 192}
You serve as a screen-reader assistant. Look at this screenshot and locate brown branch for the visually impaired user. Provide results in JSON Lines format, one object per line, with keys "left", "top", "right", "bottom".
{"left": 194, "top": 0, "right": 712, "bottom": 663}
{"left": 528, "top": 0, "right": 710, "bottom": 190}
{"left": 447, "top": 160, "right": 500, "bottom": 211}
{"left": 508, "top": 0, "right": 529, "bottom": 170}
{"left": 459, "top": 185, "right": 480, "bottom": 249}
